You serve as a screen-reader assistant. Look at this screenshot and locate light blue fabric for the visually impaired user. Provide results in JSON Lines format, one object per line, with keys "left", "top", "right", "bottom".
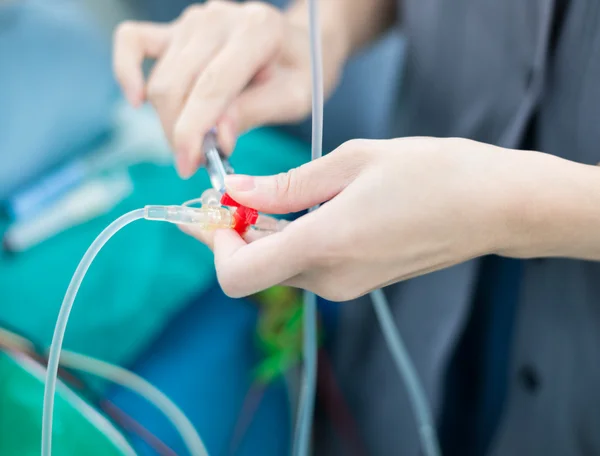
{"left": 107, "top": 286, "right": 291, "bottom": 456}
{"left": 0, "top": 0, "right": 118, "bottom": 199}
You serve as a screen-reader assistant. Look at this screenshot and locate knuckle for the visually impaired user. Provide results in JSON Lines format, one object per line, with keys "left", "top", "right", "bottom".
{"left": 172, "top": 120, "right": 195, "bottom": 152}
{"left": 204, "top": 1, "right": 230, "bottom": 19}
{"left": 146, "top": 78, "right": 168, "bottom": 101}
{"left": 339, "top": 138, "right": 370, "bottom": 155}
{"left": 333, "top": 139, "right": 375, "bottom": 173}
{"left": 274, "top": 169, "right": 301, "bottom": 199}
{"left": 216, "top": 266, "right": 243, "bottom": 298}
{"left": 114, "top": 21, "right": 136, "bottom": 42}
{"left": 197, "top": 66, "right": 221, "bottom": 97}
{"left": 244, "top": 2, "right": 276, "bottom": 26}
{"left": 314, "top": 276, "right": 353, "bottom": 302}
{"left": 324, "top": 271, "right": 366, "bottom": 302}
{"left": 288, "top": 85, "right": 311, "bottom": 114}
{"left": 217, "top": 276, "right": 238, "bottom": 298}
{"left": 273, "top": 172, "right": 291, "bottom": 196}
{"left": 239, "top": 3, "right": 283, "bottom": 46}
{"left": 181, "top": 4, "right": 204, "bottom": 21}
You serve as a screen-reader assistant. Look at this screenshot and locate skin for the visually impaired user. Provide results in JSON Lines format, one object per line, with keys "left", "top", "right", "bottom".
{"left": 113, "top": 0, "right": 354, "bottom": 177}
{"left": 180, "top": 138, "right": 600, "bottom": 300}
{"left": 112, "top": 0, "right": 393, "bottom": 176}
{"left": 113, "top": 0, "right": 600, "bottom": 301}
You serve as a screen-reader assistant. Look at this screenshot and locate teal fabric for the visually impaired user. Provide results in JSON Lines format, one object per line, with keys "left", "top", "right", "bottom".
{"left": 0, "top": 352, "right": 134, "bottom": 456}
{"left": 0, "top": 128, "right": 310, "bottom": 369}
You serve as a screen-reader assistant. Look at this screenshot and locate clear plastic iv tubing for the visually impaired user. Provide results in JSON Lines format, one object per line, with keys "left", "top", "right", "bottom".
{"left": 370, "top": 289, "right": 441, "bottom": 456}
{"left": 59, "top": 349, "right": 202, "bottom": 456}
{"left": 42, "top": 209, "right": 209, "bottom": 456}
{"left": 295, "top": 1, "right": 441, "bottom": 455}
{"left": 292, "top": 0, "right": 323, "bottom": 455}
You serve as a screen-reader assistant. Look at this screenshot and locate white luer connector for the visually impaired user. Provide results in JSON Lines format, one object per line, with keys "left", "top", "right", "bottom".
{"left": 144, "top": 204, "right": 234, "bottom": 229}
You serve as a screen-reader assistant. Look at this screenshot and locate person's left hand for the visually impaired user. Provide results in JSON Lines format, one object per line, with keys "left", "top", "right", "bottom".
{"left": 180, "top": 136, "right": 575, "bottom": 301}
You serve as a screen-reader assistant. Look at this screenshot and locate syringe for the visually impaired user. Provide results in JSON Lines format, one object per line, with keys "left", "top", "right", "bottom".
{"left": 203, "top": 128, "right": 234, "bottom": 194}
{"left": 197, "top": 130, "right": 287, "bottom": 235}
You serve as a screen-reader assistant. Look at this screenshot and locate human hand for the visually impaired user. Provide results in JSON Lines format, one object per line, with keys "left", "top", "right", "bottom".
{"left": 112, "top": 1, "right": 348, "bottom": 178}
{"left": 181, "top": 137, "right": 573, "bottom": 301}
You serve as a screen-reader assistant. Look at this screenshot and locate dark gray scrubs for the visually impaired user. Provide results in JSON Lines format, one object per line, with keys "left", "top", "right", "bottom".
{"left": 316, "top": 1, "right": 600, "bottom": 455}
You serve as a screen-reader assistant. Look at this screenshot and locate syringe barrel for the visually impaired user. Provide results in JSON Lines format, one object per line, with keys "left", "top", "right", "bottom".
{"left": 203, "top": 129, "right": 234, "bottom": 193}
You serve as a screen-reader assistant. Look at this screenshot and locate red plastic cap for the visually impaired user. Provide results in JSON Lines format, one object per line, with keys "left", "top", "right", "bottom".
{"left": 221, "top": 192, "right": 258, "bottom": 235}
{"left": 220, "top": 193, "right": 240, "bottom": 208}
{"left": 233, "top": 206, "right": 259, "bottom": 235}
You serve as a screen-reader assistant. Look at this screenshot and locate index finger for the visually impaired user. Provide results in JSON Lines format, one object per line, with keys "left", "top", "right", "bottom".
{"left": 113, "top": 21, "right": 172, "bottom": 106}
{"left": 172, "top": 12, "right": 282, "bottom": 163}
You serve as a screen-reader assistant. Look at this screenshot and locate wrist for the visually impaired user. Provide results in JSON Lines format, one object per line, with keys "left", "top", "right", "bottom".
{"left": 494, "top": 151, "right": 600, "bottom": 260}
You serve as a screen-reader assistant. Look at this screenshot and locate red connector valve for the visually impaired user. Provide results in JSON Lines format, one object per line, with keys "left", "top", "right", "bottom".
{"left": 220, "top": 193, "right": 239, "bottom": 208}
{"left": 220, "top": 193, "right": 258, "bottom": 235}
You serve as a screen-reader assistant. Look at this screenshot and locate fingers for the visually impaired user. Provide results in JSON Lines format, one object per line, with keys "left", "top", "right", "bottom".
{"left": 113, "top": 21, "right": 172, "bottom": 106}
{"left": 221, "top": 142, "right": 368, "bottom": 213}
{"left": 146, "top": 39, "right": 222, "bottom": 174}
{"left": 180, "top": 221, "right": 303, "bottom": 297}
{"left": 213, "top": 65, "right": 279, "bottom": 153}
{"left": 147, "top": 40, "right": 219, "bottom": 129}
{"left": 221, "top": 72, "right": 311, "bottom": 138}
{"left": 213, "top": 228, "right": 307, "bottom": 297}
{"left": 178, "top": 223, "right": 216, "bottom": 249}
{"left": 179, "top": 213, "right": 288, "bottom": 247}
{"left": 113, "top": 2, "right": 311, "bottom": 180}
{"left": 181, "top": 215, "right": 330, "bottom": 298}
{"left": 173, "top": 13, "right": 282, "bottom": 174}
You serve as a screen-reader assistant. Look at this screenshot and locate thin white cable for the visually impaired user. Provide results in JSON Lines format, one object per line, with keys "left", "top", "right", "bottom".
{"left": 370, "top": 289, "right": 441, "bottom": 456}
{"left": 292, "top": 0, "right": 324, "bottom": 455}
{"left": 41, "top": 209, "right": 209, "bottom": 456}
{"left": 59, "top": 350, "right": 205, "bottom": 456}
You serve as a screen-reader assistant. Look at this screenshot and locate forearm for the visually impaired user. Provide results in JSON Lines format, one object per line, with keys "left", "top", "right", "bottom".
{"left": 286, "top": 0, "right": 397, "bottom": 61}
{"left": 497, "top": 150, "right": 600, "bottom": 261}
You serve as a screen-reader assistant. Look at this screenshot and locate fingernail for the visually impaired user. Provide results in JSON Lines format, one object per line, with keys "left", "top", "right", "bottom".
{"left": 126, "top": 83, "right": 143, "bottom": 107}
{"left": 218, "top": 117, "right": 237, "bottom": 153}
{"left": 176, "top": 153, "right": 193, "bottom": 179}
{"left": 225, "top": 174, "right": 255, "bottom": 192}
{"left": 128, "top": 92, "right": 140, "bottom": 108}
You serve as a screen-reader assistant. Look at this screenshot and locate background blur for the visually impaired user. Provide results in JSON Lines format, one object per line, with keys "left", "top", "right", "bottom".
{"left": 0, "top": 1, "right": 404, "bottom": 454}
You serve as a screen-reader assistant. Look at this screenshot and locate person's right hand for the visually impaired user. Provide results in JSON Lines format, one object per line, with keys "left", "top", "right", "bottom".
{"left": 113, "top": 1, "right": 347, "bottom": 178}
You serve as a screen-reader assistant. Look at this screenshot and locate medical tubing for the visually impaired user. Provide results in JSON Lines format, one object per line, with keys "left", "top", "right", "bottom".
{"left": 58, "top": 350, "right": 206, "bottom": 456}
{"left": 293, "top": 0, "right": 324, "bottom": 455}
{"left": 41, "top": 209, "right": 209, "bottom": 456}
{"left": 294, "top": 291, "right": 318, "bottom": 456}
{"left": 308, "top": 0, "right": 324, "bottom": 164}
{"left": 370, "top": 289, "right": 441, "bottom": 456}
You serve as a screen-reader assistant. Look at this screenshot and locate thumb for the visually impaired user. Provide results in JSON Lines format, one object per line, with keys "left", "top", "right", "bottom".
{"left": 223, "top": 146, "right": 361, "bottom": 214}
